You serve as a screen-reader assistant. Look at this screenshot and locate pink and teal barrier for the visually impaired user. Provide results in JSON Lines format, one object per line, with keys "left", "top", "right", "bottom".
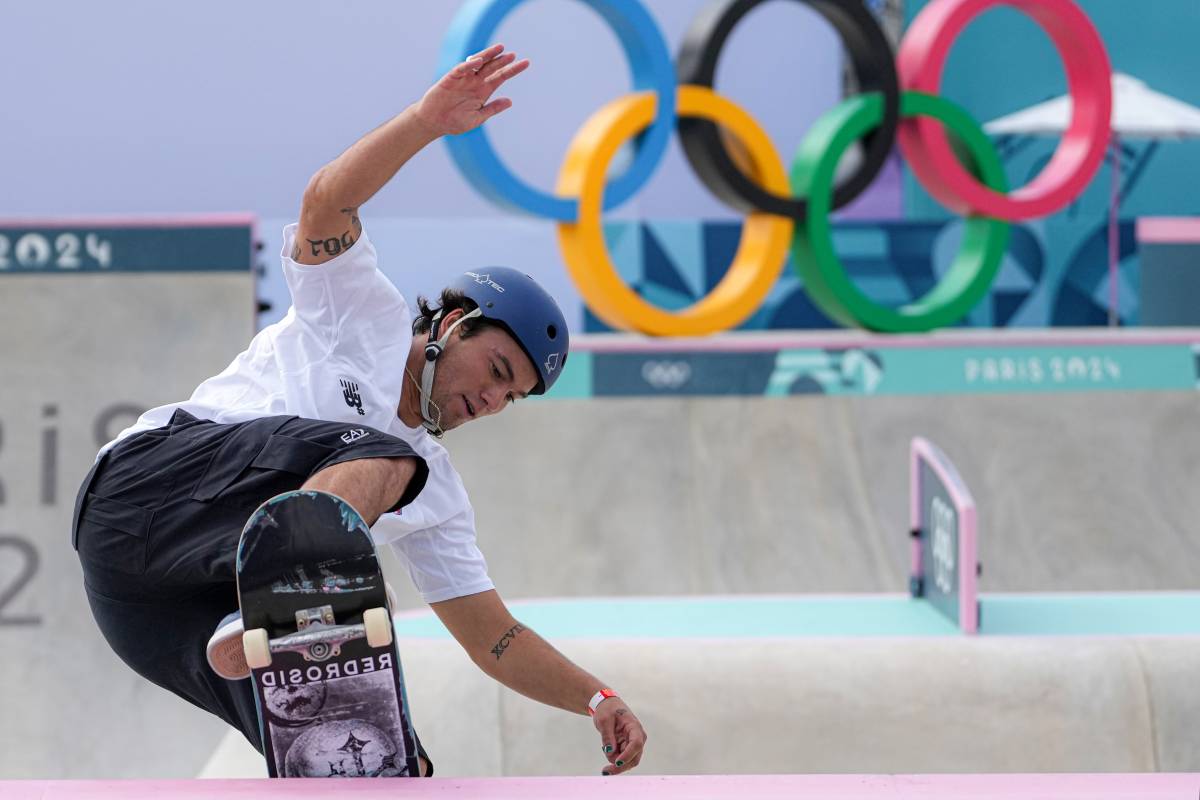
{"left": 546, "top": 330, "right": 1200, "bottom": 399}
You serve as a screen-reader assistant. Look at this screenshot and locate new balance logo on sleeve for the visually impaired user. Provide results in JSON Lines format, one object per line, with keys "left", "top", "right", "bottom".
{"left": 340, "top": 379, "right": 365, "bottom": 416}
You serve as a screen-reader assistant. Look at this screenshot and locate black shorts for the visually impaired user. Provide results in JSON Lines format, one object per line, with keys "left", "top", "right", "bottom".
{"left": 72, "top": 409, "right": 434, "bottom": 771}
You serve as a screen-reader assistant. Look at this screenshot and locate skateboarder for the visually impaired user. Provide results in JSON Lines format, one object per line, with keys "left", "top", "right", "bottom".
{"left": 72, "top": 43, "right": 647, "bottom": 777}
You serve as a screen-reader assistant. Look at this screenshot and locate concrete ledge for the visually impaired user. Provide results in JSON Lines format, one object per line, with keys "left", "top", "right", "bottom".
{"left": 198, "top": 634, "right": 1200, "bottom": 777}
{"left": 404, "top": 637, "right": 1200, "bottom": 776}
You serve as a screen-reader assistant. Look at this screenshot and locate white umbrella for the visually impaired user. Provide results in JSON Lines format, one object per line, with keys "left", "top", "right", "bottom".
{"left": 985, "top": 73, "right": 1200, "bottom": 325}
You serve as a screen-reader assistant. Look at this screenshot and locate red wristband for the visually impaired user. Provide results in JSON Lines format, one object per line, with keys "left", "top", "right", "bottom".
{"left": 587, "top": 688, "right": 617, "bottom": 716}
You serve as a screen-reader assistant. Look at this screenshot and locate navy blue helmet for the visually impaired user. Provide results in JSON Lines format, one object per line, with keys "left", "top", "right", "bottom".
{"left": 445, "top": 267, "right": 569, "bottom": 395}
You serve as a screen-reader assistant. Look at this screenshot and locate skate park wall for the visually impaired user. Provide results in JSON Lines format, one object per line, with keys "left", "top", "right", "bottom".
{"left": 419, "top": 391, "right": 1200, "bottom": 605}
{"left": 375, "top": 633, "right": 1200, "bottom": 775}
{"left": 0, "top": 221, "right": 257, "bottom": 779}
{"left": 199, "top": 632, "right": 1200, "bottom": 777}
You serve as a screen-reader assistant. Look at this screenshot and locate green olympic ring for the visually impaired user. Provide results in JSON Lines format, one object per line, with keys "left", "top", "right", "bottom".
{"left": 790, "top": 91, "right": 1010, "bottom": 333}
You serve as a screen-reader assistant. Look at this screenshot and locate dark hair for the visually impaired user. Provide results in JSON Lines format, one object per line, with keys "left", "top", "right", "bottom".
{"left": 413, "top": 288, "right": 506, "bottom": 338}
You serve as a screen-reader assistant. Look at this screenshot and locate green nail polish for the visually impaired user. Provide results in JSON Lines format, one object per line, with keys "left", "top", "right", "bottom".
{"left": 616, "top": 760, "right": 625, "bottom": 767}
{"left": 604, "top": 745, "right": 613, "bottom": 754}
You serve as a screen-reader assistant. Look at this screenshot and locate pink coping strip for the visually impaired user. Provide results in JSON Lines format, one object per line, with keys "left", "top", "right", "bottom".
{"left": 0, "top": 214, "right": 257, "bottom": 229}
{"left": 3, "top": 774, "right": 1198, "bottom": 800}
{"left": 1137, "top": 217, "right": 1200, "bottom": 244}
{"left": 573, "top": 328, "right": 1200, "bottom": 353}
{"left": 908, "top": 442, "right": 922, "bottom": 579}
{"left": 958, "top": 500, "right": 979, "bottom": 634}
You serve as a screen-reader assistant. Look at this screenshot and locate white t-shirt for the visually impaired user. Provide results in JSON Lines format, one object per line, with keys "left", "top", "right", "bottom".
{"left": 104, "top": 223, "right": 494, "bottom": 604}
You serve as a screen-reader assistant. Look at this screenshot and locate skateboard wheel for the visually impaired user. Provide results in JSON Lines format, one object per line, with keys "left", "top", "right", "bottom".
{"left": 363, "top": 607, "right": 393, "bottom": 648}
{"left": 244, "top": 628, "right": 272, "bottom": 670}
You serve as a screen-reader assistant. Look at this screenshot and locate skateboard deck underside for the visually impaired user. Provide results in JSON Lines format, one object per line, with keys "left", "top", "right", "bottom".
{"left": 236, "top": 490, "right": 418, "bottom": 777}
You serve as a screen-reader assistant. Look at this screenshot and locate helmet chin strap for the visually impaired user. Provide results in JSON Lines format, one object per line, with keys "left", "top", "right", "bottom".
{"left": 415, "top": 307, "right": 483, "bottom": 437}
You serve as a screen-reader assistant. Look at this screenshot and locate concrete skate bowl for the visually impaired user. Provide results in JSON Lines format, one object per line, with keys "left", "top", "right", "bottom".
{"left": 197, "top": 593, "right": 1200, "bottom": 777}
{"left": 399, "top": 595, "right": 1200, "bottom": 775}
{"left": 342, "top": 332, "right": 1200, "bottom": 779}
{"left": 399, "top": 387, "right": 1200, "bottom": 608}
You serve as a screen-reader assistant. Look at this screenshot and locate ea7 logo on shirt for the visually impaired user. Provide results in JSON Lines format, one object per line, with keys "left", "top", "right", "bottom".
{"left": 466, "top": 272, "right": 505, "bottom": 293}
{"left": 341, "top": 428, "right": 369, "bottom": 445}
{"left": 339, "top": 378, "right": 365, "bottom": 416}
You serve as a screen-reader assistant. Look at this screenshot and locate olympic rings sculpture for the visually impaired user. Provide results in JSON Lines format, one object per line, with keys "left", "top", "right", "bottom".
{"left": 438, "top": 0, "right": 1112, "bottom": 334}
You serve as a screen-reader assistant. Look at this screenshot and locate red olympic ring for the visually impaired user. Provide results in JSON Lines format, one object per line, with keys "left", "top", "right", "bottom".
{"left": 898, "top": 0, "right": 1113, "bottom": 221}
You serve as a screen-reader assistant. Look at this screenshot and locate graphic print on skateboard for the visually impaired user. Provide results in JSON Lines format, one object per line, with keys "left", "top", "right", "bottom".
{"left": 236, "top": 490, "right": 418, "bottom": 777}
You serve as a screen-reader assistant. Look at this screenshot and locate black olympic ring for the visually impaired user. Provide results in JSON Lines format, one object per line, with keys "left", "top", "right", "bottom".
{"left": 676, "top": 0, "right": 901, "bottom": 220}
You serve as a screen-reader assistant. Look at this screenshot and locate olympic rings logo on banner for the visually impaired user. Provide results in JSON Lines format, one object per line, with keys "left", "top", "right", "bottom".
{"left": 437, "top": 0, "right": 1112, "bottom": 335}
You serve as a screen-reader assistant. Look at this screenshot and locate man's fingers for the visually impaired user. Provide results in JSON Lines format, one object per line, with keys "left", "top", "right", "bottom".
{"left": 484, "top": 58, "right": 531, "bottom": 86}
{"left": 614, "top": 725, "right": 645, "bottom": 766}
{"left": 610, "top": 753, "right": 643, "bottom": 775}
{"left": 603, "top": 751, "right": 641, "bottom": 776}
{"left": 595, "top": 713, "right": 619, "bottom": 764}
{"left": 475, "top": 51, "right": 517, "bottom": 80}
{"left": 469, "top": 43, "right": 505, "bottom": 64}
{"left": 603, "top": 746, "right": 642, "bottom": 774}
{"left": 478, "top": 97, "right": 513, "bottom": 121}
{"left": 597, "top": 707, "right": 647, "bottom": 775}
{"left": 470, "top": 43, "right": 504, "bottom": 61}
{"left": 452, "top": 43, "right": 506, "bottom": 77}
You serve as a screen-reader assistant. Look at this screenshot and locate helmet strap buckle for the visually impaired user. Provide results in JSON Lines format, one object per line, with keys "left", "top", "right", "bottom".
{"left": 416, "top": 306, "right": 484, "bottom": 434}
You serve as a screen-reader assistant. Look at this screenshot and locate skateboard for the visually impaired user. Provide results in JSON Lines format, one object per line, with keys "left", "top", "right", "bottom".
{"left": 236, "top": 489, "right": 419, "bottom": 777}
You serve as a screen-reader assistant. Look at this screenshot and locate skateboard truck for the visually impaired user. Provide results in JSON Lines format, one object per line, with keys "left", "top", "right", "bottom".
{"left": 297, "top": 605, "right": 337, "bottom": 631}
{"left": 243, "top": 605, "right": 394, "bottom": 669}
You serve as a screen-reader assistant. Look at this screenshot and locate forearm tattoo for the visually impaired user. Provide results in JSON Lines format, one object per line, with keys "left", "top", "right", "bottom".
{"left": 491, "top": 623, "right": 527, "bottom": 660}
{"left": 301, "top": 208, "right": 363, "bottom": 259}
{"left": 306, "top": 233, "right": 353, "bottom": 257}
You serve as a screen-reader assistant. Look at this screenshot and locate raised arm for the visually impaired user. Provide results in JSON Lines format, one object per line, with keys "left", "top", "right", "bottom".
{"left": 293, "top": 43, "right": 529, "bottom": 265}
{"left": 431, "top": 589, "right": 648, "bottom": 775}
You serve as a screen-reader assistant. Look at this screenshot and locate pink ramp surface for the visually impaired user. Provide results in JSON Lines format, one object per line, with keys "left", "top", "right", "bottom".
{"left": 3, "top": 775, "right": 1198, "bottom": 800}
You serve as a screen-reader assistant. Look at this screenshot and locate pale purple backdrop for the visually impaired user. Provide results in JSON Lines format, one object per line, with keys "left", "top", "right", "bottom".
{"left": 0, "top": 0, "right": 902, "bottom": 327}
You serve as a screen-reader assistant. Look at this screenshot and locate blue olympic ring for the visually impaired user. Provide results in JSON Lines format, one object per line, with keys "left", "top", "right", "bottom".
{"left": 436, "top": 0, "right": 677, "bottom": 221}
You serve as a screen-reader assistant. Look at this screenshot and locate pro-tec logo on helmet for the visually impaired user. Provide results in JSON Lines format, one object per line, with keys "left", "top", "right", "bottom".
{"left": 467, "top": 272, "right": 505, "bottom": 293}
{"left": 545, "top": 353, "right": 560, "bottom": 372}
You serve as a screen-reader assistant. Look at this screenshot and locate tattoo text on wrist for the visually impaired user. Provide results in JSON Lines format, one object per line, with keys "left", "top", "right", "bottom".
{"left": 491, "top": 623, "right": 527, "bottom": 660}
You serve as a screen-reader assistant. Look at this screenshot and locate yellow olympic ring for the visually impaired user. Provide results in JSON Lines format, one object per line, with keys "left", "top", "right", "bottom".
{"left": 556, "top": 86, "right": 794, "bottom": 337}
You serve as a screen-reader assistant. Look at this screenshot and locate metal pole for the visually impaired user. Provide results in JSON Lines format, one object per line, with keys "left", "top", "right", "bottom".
{"left": 1108, "top": 133, "right": 1120, "bottom": 327}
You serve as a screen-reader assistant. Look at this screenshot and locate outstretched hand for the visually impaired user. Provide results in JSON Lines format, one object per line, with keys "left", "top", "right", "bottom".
{"left": 415, "top": 44, "right": 530, "bottom": 137}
